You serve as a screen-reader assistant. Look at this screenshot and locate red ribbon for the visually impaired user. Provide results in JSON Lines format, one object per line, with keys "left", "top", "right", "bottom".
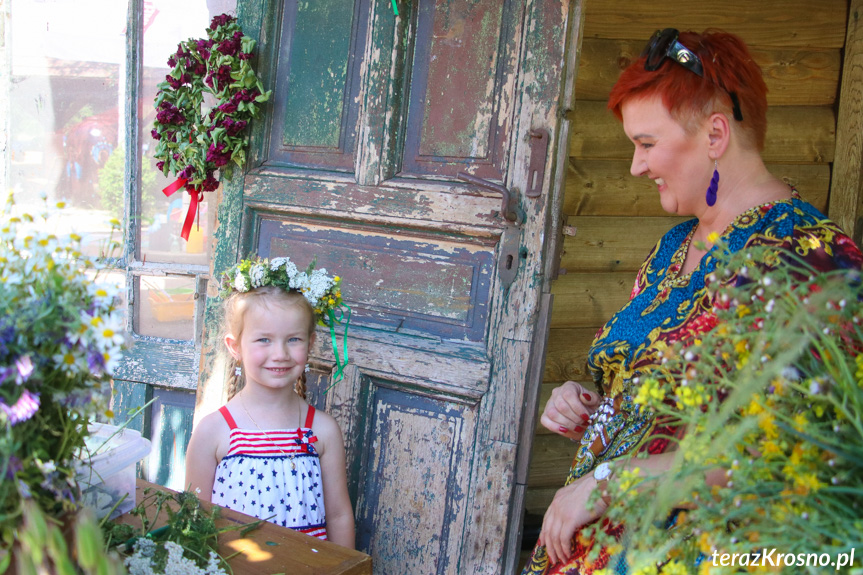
{"left": 162, "top": 178, "right": 200, "bottom": 241}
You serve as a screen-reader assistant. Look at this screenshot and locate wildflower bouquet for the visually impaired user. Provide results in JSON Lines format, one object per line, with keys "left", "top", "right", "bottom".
{"left": 103, "top": 488, "right": 263, "bottom": 575}
{"left": 596, "top": 244, "right": 863, "bottom": 574}
{"left": 0, "top": 195, "right": 124, "bottom": 550}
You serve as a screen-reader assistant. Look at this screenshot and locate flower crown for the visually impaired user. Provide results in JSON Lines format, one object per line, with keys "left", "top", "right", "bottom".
{"left": 220, "top": 256, "right": 343, "bottom": 322}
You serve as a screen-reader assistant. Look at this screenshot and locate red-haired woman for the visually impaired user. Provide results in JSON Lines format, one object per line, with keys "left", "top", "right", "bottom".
{"left": 522, "top": 29, "right": 863, "bottom": 575}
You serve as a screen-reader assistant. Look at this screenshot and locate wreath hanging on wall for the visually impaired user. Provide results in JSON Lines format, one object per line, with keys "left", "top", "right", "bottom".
{"left": 151, "top": 14, "right": 272, "bottom": 240}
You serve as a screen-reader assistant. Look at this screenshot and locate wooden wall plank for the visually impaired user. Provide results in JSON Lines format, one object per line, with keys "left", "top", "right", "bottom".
{"left": 561, "top": 216, "right": 687, "bottom": 272}
{"left": 543, "top": 328, "right": 597, "bottom": 384}
{"left": 575, "top": 38, "right": 841, "bottom": 107}
{"left": 570, "top": 101, "right": 836, "bottom": 164}
{"left": 582, "top": 0, "right": 848, "bottom": 48}
{"left": 524, "top": 487, "right": 559, "bottom": 516}
{"left": 564, "top": 160, "right": 831, "bottom": 217}
{"left": 526, "top": 434, "right": 578, "bottom": 488}
{"left": 550, "top": 272, "right": 633, "bottom": 328}
{"left": 830, "top": 0, "right": 863, "bottom": 245}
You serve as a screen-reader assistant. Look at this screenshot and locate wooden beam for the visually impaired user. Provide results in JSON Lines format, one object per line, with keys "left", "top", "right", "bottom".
{"left": 576, "top": 38, "right": 841, "bottom": 107}
{"left": 527, "top": 434, "right": 581, "bottom": 487}
{"left": 543, "top": 328, "right": 597, "bottom": 384}
{"left": 550, "top": 272, "right": 633, "bottom": 328}
{"left": 582, "top": 0, "right": 848, "bottom": 48}
{"left": 570, "top": 101, "right": 836, "bottom": 164}
{"left": 830, "top": 0, "right": 863, "bottom": 246}
{"left": 564, "top": 160, "right": 830, "bottom": 217}
{"left": 561, "top": 216, "right": 687, "bottom": 272}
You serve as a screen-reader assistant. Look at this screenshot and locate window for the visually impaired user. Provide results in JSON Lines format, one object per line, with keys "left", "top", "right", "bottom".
{"left": 4, "top": 0, "right": 236, "bottom": 490}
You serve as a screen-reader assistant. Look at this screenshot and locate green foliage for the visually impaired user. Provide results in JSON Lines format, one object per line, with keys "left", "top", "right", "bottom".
{"left": 595, "top": 244, "right": 863, "bottom": 574}
{"left": 98, "top": 147, "right": 158, "bottom": 221}
{"left": 7, "top": 500, "right": 125, "bottom": 575}
{"left": 103, "top": 487, "right": 264, "bottom": 574}
{"left": 152, "top": 14, "right": 272, "bottom": 192}
{"left": 0, "top": 193, "right": 124, "bottom": 549}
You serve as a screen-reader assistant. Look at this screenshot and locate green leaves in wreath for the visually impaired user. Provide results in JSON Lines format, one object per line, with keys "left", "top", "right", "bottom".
{"left": 151, "top": 14, "right": 272, "bottom": 193}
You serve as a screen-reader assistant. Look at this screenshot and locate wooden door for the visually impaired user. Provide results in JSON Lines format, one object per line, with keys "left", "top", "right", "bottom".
{"left": 202, "top": 1, "right": 579, "bottom": 572}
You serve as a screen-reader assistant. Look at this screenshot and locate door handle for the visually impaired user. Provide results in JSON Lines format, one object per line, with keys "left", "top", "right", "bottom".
{"left": 457, "top": 172, "right": 523, "bottom": 289}
{"left": 457, "top": 172, "right": 525, "bottom": 225}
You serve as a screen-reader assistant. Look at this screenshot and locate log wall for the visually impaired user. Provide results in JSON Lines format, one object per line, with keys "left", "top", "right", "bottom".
{"left": 526, "top": 0, "right": 850, "bottom": 522}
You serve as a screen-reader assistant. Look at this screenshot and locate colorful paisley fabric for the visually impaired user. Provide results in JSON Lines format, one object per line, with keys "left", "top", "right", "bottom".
{"left": 521, "top": 193, "right": 863, "bottom": 575}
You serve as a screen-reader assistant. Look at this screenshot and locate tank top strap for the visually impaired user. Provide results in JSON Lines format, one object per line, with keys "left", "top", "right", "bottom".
{"left": 219, "top": 405, "right": 238, "bottom": 430}
{"left": 304, "top": 404, "right": 316, "bottom": 429}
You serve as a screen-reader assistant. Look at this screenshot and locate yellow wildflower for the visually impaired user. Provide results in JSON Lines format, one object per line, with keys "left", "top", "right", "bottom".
{"left": 745, "top": 397, "right": 764, "bottom": 416}
{"left": 707, "top": 231, "right": 720, "bottom": 244}
{"left": 788, "top": 443, "right": 805, "bottom": 466}
{"left": 616, "top": 467, "right": 642, "bottom": 493}
{"left": 661, "top": 560, "right": 689, "bottom": 575}
{"left": 758, "top": 413, "right": 779, "bottom": 439}
{"left": 761, "top": 440, "right": 782, "bottom": 458}
{"left": 793, "top": 472, "right": 824, "bottom": 495}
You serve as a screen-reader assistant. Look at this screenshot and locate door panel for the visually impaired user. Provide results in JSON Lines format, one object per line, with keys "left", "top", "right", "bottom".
{"left": 402, "top": 1, "right": 521, "bottom": 179}
{"left": 355, "top": 385, "right": 475, "bottom": 574}
{"left": 204, "top": 0, "right": 576, "bottom": 572}
{"left": 268, "top": 0, "right": 368, "bottom": 170}
{"left": 257, "top": 217, "right": 495, "bottom": 340}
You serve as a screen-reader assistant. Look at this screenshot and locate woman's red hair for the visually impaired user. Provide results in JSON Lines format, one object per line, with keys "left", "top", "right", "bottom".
{"left": 608, "top": 29, "right": 768, "bottom": 150}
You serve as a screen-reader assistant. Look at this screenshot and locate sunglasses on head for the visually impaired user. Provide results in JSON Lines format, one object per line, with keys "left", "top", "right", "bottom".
{"left": 641, "top": 28, "right": 743, "bottom": 122}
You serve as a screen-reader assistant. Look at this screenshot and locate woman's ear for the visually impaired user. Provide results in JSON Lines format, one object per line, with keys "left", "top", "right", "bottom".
{"left": 224, "top": 333, "right": 241, "bottom": 360}
{"left": 707, "top": 112, "right": 731, "bottom": 159}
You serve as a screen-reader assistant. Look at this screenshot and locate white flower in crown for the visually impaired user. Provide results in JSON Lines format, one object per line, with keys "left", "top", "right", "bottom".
{"left": 289, "top": 271, "right": 311, "bottom": 292}
{"left": 269, "top": 256, "right": 290, "bottom": 271}
{"left": 250, "top": 263, "right": 266, "bottom": 288}
{"left": 308, "top": 268, "right": 334, "bottom": 304}
{"left": 234, "top": 272, "right": 249, "bottom": 292}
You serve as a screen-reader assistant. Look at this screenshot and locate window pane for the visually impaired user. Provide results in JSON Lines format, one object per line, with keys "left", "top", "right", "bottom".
{"left": 140, "top": 0, "right": 237, "bottom": 266}
{"left": 135, "top": 275, "right": 198, "bottom": 340}
{"left": 8, "top": 0, "right": 129, "bottom": 258}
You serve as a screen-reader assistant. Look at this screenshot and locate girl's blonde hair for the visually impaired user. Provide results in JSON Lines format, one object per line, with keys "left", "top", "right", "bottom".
{"left": 223, "top": 285, "right": 316, "bottom": 400}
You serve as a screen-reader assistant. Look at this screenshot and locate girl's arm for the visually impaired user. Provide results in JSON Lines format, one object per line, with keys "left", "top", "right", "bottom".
{"left": 315, "top": 411, "right": 356, "bottom": 549}
{"left": 184, "top": 412, "right": 224, "bottom": 501}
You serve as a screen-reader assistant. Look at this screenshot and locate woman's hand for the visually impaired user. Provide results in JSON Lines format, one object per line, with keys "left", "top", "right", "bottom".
{"left": 538, "top": 474, "right": 609, "bottom": 565}
{"left": 540, "top": 381, "right": 601, "bottom": 441}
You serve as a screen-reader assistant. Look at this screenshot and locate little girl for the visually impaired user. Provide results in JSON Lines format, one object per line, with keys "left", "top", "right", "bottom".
{"left": 185, "top": 258, "right": 355, "bottom": 548}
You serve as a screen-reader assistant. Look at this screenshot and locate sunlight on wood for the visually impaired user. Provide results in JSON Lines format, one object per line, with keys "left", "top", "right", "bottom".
{"left": 225, "top": 539, "right": 274, "bottom": 562}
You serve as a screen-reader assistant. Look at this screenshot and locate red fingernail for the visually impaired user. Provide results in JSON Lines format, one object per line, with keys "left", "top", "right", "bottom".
{"left": 558, "top": 426, "right": 569, "bottom": 433}
{"left": 583, "top": 393, "right": 592, "bottom": 402}
{"left": 574, "top": 426, "right": 585, "bottom": 433}
{"left": 581, "top": 413, "right": 590, "bottom": 422}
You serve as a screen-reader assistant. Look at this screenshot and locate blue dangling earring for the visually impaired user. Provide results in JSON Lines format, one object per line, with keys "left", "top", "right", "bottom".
{"left": 706, "top": 160, "right": 719, "bottom": 206}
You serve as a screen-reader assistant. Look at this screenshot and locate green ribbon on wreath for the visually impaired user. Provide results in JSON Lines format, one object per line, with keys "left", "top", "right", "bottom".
{"left": 324, "top": 304, "right": 351, "bottom": 393}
